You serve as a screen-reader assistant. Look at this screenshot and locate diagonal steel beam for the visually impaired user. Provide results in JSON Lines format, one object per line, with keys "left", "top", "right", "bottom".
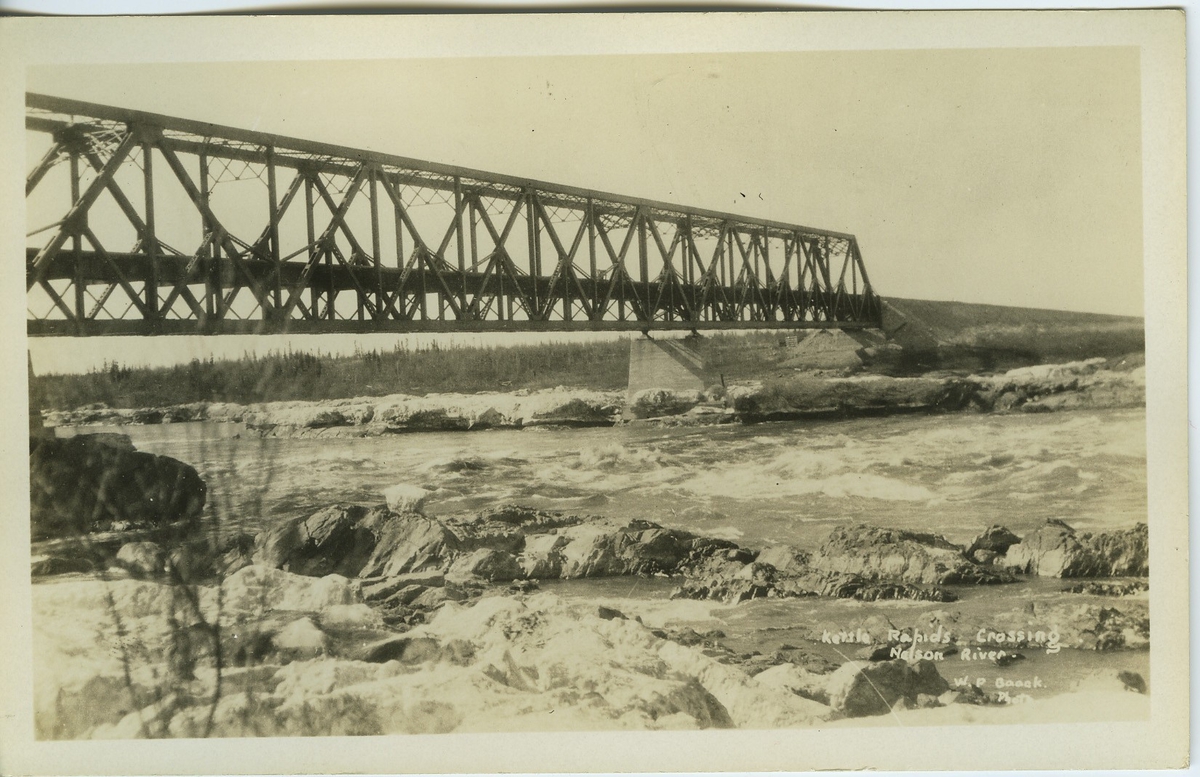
{"left": 26, "top": 141, "right": 62, "bottom": 196}
{"left": 81, "top": 228, "right": 152, "bottom": 319}
{"left": 157, "top": 143, "right": 274, "bottom": 314}
{"left": 37, "top": 279, "right": 75, "bottom": 321}
{"left": 307, "top": 166, "right": 369, "bottom": 262}
{"left": 29, "top": 132, "right": 136, "bottom": 289}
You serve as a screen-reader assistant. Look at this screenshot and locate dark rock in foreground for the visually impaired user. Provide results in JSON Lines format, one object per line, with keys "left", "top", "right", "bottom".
{"left": 29, "top": 434, "right": 207, "bottom": 542}
{"left": 825, "top": 658, "right": 950, "bottom": 717}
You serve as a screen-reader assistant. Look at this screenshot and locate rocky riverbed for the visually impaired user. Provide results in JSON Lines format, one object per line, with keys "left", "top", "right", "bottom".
{"left": 31, "top": 440, "right": 1151, "bottom": 738}
{"left": 40, "top": 357, "right": 1144, "bottom": 437}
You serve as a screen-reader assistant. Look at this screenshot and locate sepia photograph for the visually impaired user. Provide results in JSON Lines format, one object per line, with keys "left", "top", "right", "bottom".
{"left": 0, "top": 9, "right": 1188, "bottom": 775}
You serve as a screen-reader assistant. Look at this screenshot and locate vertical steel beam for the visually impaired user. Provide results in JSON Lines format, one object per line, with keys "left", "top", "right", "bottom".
{"left": 392, "top": 176, "right": 405, "bottom": 320}
{"left": 370, "top": 169, "right": 382, "bottom": 319}
{"left": 266, "top": 147, "right": 283, "bottom": 318}
{"left": 468, "top": 197, "right": 480, "bottom": 319}
{"left": 325, "top": 234, "right": 335, "bottom": 320}
{"left": 586, "top": 200, "right": 598, "bottom": 320}
{"left": 141, "top": 140, "right": 159, "bottom": 321}
{"left": 199, "top": 151, "right": 216, "bottom": 321}
{"left": 526, "top": 189, "right": 540, "bottom": 319}
{"left": 637, "top": 209, "right": 649, "bottom": 321}
{"left": 304, "top": 174, "right": 317, "bottom": 321}
{"left": 454, "top": 177, "right": 466, "bottom": 315}
{"left": 69, "top": 152, "right": 84, "bottom": 327}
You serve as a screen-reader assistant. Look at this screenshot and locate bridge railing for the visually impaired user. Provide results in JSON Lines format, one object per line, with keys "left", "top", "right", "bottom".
{"left": 25, "top": 92, "right": 882, "bottom": 336}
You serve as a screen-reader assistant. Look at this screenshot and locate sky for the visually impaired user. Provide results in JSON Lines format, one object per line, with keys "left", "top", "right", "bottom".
{"left": 23, "top": 48, "right": 1145, "bottom": 373}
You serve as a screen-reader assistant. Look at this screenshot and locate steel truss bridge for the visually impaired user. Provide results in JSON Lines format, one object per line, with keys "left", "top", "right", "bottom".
{"left": 25, "top": 93, "right": 882, "bottom": 337}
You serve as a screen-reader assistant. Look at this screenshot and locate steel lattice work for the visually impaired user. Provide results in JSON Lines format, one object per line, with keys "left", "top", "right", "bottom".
{"left": 25, "top": 93, "right": 882, "bottom": 336}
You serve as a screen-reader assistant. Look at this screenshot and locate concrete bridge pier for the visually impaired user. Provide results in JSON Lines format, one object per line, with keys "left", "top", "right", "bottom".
{"left": 624, "top": 335, "right": 713, "bottom": 419}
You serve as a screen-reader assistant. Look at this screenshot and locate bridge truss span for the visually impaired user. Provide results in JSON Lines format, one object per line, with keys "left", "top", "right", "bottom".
{"left": 24, "top": 93, "right": 882, "bottom": 336}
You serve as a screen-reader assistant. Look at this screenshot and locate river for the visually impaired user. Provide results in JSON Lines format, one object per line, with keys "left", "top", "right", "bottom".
{"left": 59, "top": 406, "right": 1150, "bottom": 702}
{"left": 78, "top": 407, "right": 1146, "bottom": 548}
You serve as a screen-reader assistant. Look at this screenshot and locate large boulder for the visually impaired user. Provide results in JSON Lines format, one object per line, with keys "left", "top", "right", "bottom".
{"left": 753, "top": 662, "right": 834, "bottom": 705}
{"left": 803, "top": 572, "right": 957, "bottom": 603}
{"left": 755, "top": 545, "right": 809, "bottom": 573}
{"left": 216, "top": 565, "right": 362, "bottom": 616}
{"left": 810, "top": 525, "right": 1013, "bottom": 586}
{"left": 522, "top": 394, "right": 621, "bottom": 426}
{"left": 1001, "top": 520, "right": 1148, "bottom": 577}
{"left": 542, "top": 519, "right": 736, "bottom": 579}
{"left": 271, "top": 617, "right": 329, "bottom": 661}
{"left": 358, "top": 512, "right": 460, "bottom": 578}
{"left": 29, "top": 435, "right": 207, "bottom": 541}
{"left": 520, "top": 534, "right": 572, "bottom": 578}
{"left": 446, "top": 549, "right": 522, "bottom": 583}
{"left": 253, "top": 506, "right": 460, "bottom": 580}
{"left": 825, "top": 659, "right": 949, "bottom": 717}
{"left": 253, "top": 505, "right": 382, "bottom": 578}
{"left": 671, "top": 555, "right": 779, "bottom": 604}
{"left": 966, "top": 525, "right": 1021, "bottom": 564}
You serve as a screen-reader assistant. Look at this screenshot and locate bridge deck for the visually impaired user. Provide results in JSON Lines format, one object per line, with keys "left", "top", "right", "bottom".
{"left": 25, "top": 93, "right": 881, "bottom": 336}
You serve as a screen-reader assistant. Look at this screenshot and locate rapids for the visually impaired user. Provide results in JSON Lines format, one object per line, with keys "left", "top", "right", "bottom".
{"left": 72, "top": 407, "right": 1146, "bottom": 550}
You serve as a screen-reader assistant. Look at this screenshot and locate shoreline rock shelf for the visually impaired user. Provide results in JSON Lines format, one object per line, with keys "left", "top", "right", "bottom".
{"left": 32, "top": 564, "right": 1149, "bottom": 739}
{"left": 31, "top": 566, "right": 1152, "bottom": 739}
{"left": 39, "top": 358, "right": 1145, "bottom": 437}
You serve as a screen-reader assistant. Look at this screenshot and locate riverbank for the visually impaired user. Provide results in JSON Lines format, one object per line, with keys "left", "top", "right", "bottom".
{"left": 41, "top": 356, "right": 1144, "bottom": 437}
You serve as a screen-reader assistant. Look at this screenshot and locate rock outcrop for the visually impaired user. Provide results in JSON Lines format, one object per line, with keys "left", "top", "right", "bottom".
{"left": 29, "top": 434, "right": 207, "bottom": 541}
{"left": 974, "top": 359, "right": 1146, "bottom": 413}
{"left": 672, "top": 551, "right": 958, "bottom": 605}
{"left": 728, "top": 375, "right": 980, "bottom": 419}
{"left": 966, "top": 525, "right": 1022, "bottom": 564}
{"left": 252, "top": 505, "right": 388, "bottom": 578}
{"left": 251, "top": 503, "right": 737, "bottom": 588}
{"left": 1000, "top": 520, "right": 1148, "bottom": 577}
{"left": 810, "top": 525, "right": 1014, "bottom": 586}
